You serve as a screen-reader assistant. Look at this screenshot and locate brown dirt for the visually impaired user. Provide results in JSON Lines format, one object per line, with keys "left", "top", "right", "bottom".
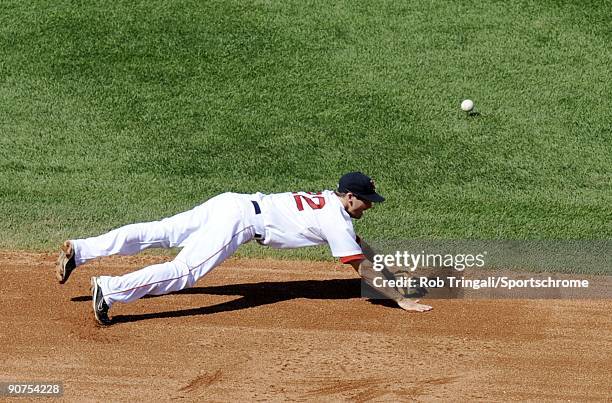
{"left": 0, "top": 252, "right": 610, "bottom": 401}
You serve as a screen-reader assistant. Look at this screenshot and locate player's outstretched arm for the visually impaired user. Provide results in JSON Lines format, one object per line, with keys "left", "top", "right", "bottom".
{"left": 348, "top": 257, "right": 433, "bottom": 313}
{"left": 352, "top": 237, "right": 432, "bottom": 312}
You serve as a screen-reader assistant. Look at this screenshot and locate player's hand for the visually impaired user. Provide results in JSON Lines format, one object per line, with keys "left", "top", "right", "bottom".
{"left": 396, "top": 298, "right": 432, "bottom": 312}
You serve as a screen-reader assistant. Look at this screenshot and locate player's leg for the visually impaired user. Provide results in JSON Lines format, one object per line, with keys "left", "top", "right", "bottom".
{"left": 93, "top": 194, "right": 255, "bottom": 321}
{"left": 57, "top": 197, "right": 217, "bottom": 284}
{"left": 71, "top": 206, "right": 204, "bottom": 266}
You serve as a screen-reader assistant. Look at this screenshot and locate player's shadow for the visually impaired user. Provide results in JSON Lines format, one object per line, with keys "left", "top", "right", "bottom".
{"left": 72, "top": 278, "right": 366, "bottom": 325}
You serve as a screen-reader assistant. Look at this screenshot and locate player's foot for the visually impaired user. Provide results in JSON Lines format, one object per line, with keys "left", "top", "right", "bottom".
{"left": 396, "top": 298, "right": 432, "bottom": 312}
{"left": 91, "top": 277, "right": 111, "bottom": 326}
{"left": 56, "top": 241, "right": 76, "bottom": 284}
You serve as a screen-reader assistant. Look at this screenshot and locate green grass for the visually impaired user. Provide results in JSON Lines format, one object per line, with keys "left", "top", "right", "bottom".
{"left": 0, "top": 0, "right": 610, "bottom": 260}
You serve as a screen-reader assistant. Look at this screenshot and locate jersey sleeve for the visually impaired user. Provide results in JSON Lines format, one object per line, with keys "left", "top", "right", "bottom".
{"left": 339, "top": 253, "right": 365, "bottom": 264}
{"left": 318, "top": 210, "right": 364, "bottom": 263}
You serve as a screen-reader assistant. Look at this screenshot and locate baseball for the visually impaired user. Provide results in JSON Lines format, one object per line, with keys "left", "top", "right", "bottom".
{"left": 461, "top": 99, "right": 474, "bottom": 112}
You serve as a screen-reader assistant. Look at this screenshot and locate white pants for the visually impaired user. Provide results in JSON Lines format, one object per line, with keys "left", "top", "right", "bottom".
{"left": 72, "top": 193, "right": 260, "bottom": 308}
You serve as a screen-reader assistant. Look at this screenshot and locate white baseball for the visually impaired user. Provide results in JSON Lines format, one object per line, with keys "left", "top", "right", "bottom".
{"left": 461, "top": 99, "right": 474, "bottom": 112}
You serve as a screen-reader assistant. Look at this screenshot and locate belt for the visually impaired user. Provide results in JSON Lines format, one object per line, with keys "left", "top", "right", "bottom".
{"left": 251, "top": 201, "right": 264, "bottom": 240}
{"left": 251, "top": 200, "right": 261, "bottom": 215}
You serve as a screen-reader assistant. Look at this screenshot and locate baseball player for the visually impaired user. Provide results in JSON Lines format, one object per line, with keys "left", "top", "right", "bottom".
{"left": 56, "top": 172, "right": 432, "bottom": 325}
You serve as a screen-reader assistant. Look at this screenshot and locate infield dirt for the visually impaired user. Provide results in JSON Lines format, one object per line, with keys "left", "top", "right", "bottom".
{"left": 1, "top": 252, "right": 610, "bottom": 401}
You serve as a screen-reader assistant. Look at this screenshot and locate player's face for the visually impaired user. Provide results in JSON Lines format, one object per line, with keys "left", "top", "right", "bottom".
{"left": 346, "top": 194, "right": 372, "bottom": 219}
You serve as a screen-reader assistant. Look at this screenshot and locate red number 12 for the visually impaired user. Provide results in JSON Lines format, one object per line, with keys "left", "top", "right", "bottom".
{"left": 293, "top": 192, "right": 326, "bottom": 211}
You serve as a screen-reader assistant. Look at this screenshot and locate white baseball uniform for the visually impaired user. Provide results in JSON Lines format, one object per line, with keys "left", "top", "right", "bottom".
{"left": 71, "top": 191, "right": 365, "bottom": 307}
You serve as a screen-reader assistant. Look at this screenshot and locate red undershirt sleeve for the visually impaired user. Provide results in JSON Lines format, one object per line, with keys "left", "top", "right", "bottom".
{"left": 340, "top": 253, "right": 365, "bottom": 264}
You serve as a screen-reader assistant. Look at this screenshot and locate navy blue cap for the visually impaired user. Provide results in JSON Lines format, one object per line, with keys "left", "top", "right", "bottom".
{"left": 338, "top": 172, "right": 385, "bottom": 202}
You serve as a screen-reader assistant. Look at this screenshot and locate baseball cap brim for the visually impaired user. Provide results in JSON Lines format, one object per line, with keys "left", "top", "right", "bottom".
{"left": 356, "top": 192, "right": 385, "bottom": 203}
